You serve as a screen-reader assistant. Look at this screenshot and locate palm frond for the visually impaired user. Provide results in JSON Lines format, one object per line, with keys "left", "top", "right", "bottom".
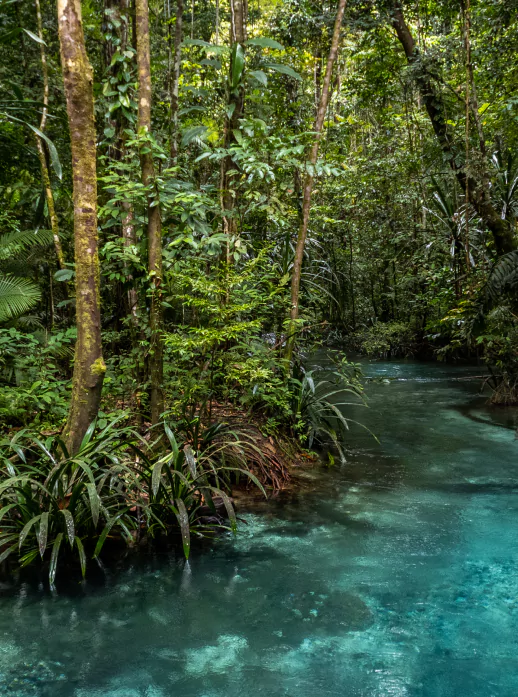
{"left": 0, "top": 228, "right": 53, "bottom": 261}
{"left": 485, "top": 250, "right": 518, "bottom": 304}
{"left": 0, "top": 274, "right": 41, "bottom": 323}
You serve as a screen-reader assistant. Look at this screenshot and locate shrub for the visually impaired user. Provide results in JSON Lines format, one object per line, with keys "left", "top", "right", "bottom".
{"left": 352, "top": 321, "right": 414, "bottom": 358}
{"left": 0, "top": 417, "right": 264, "bottom": 584}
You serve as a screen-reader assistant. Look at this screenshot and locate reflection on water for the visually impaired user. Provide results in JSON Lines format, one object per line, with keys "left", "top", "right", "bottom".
{"left": 1, "top": 360, "right": 517, "bottom": 696}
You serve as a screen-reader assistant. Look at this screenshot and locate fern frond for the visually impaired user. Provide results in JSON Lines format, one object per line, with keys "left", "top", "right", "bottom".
{"left": 0, "top": 228, "right": 53, "bottom": 261}
{"left": 0, "top": 275, "right": 41, "bottom": 323}
{"left": 13, "top": 314, "right": 44, "bottom": 330}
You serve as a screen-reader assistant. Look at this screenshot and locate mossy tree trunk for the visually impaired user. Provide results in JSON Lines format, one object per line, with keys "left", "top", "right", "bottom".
{"left": 390, "top": 2, "right": 515, "bottom": 256}
{"left": 136, "top": 0, "right": 164, "bottom": 424}
{"left": 58, "top": 0, "right": 105, "bottom": 454}
{"left": 35, "top": 0, "right": 66, "bottom": 273}
{"left": 285, "top": 0, "right": 347, "bottom": 363}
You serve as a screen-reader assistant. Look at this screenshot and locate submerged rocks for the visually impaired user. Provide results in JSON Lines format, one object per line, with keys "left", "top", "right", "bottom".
{"left": 185, "top": 635, "right": 249, "bottom": 676}
{"left": 0, "top": 659, "right": 66, "bottom": 696}
{"left": 281, "top": 589, "right": 373, "bottom": 641}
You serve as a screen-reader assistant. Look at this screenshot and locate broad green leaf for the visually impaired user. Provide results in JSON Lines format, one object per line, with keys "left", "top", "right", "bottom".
{"left": 38, "top": 511, "right": 49, "bottom": 558}
{"left": 264, "top": 63, "right": 302, "bottom": 81}
{"left": 75, "top": 536, "right": 86, "bottom": 578}
{"left": 174, "top": 499, "right": 191, "bottom": 560}
{"left": 25, "top": 122, "right": 63, "bottom": 180}
{"left": 19, "top": 549, "right": 39, "bottom": 568}
{"left": 86, "top": 483, "right": 100, "bottom": 528}
{"left": 19, "top": 514, "right": 41, "bottom": 550}
{"left": 184, "top": 445, "right": 197, "bottom": 478}
{"left": 61, "top": 509, "right": 75, "bottom": 546}
{"left": 249, "top": 70, "right": 268, "bottom": 87}
{"left": 80, "top": 420, "right": 97, "bottom": 451}
{"left": 0, "top": 543, "right": 18, "bottom": 565}
{"left": 93, "top": 511, "right": 128, "bottom": 558}
{"left": 151, "top": 459, "right": 164, "bottom": 497}
{"left": 49, "top": 533, "right": 63, "bottom": 584}
{"left": 247, "top": 37, "right": 284, "bottom": 50}
{"left": 164, "top": 424, "right": 179, "bottom": 461}
{"left": 23, "top": 28, "right": 46, "bottom": 45}
{"left": 0, "top": 503, "right": 16, "bottom": 521}
{"left": 231, "top": 43, "right": 245, "bottom": 89}
{"left": 214, "top": 489, "right": 237, "bottom": 533}
{"left": 54, "top": 268, "right": 74, "bottom": 282}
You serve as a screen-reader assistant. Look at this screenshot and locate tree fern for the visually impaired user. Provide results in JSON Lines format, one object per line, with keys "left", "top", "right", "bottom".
{"left": 0, "top": 275, "right": 41, "bottom": 323}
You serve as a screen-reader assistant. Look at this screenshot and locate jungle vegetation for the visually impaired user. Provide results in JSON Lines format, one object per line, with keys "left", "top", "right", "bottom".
{"left": 0, "top": 0, "right": 516, "bottom": 580}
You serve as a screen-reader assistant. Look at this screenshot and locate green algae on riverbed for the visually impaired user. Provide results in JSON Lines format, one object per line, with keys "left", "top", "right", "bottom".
{"left": 0, "top": 360, "right": 517, "bottom": 697}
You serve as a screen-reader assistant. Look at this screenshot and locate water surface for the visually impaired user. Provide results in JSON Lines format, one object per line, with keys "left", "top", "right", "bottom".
{"left": 1, "top": 361, "right": 517, "bottom": 696}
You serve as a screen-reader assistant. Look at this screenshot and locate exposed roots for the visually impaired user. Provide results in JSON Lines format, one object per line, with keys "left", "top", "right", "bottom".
{"left": 488, "top": 373, "right": 518, "bottom": 406}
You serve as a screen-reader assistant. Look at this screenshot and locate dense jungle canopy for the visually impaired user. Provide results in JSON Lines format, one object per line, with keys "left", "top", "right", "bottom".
{"left": 0, "top": 0, "right": 517, "bottom": 577}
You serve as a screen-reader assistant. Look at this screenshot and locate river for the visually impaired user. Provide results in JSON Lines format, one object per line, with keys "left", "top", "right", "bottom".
{"left": 0, "top": 360, "right": 517, "bottom": 696}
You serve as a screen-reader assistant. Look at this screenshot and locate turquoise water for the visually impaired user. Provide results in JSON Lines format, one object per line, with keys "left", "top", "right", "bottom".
{"left": 1, "top": 361, "right": 517, "bottom": 696}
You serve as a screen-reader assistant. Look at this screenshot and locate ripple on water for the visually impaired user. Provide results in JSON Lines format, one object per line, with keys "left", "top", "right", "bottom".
{"left": 0, "top": 360, "right": 517, "bottom": 696}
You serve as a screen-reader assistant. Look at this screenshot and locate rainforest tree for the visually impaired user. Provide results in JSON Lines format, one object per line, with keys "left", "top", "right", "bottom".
{"left": 57, "top": 0, "right": 105, "bottom": 453}
{"left": 0, "top": 0, "right": 516, "bottom": 443}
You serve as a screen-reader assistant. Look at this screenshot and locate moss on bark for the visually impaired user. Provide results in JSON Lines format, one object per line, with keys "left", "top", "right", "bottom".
{"left": 58, "top": 0, "right": 105, "bottom": 454}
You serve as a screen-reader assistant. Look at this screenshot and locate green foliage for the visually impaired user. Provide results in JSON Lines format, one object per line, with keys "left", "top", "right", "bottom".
{"left": 289, "top": 357, "right": 366, "bottom": 461}
{"left": 0, "top": 328, "right": 75, "bottom": 427}
{"left": 352, "top": 322, "right": 415, "bottom": 359}
{"left": 0, "top": 275, "right": 41, "bottom": 323}
{"left": 163, "top": 243, "right": 289, "bottom": 414}
{"left": 1, "top": 0, "right": 518, "bottom": 582}
{"left": 0, "top": 417, "right": 264, "bottom": 583}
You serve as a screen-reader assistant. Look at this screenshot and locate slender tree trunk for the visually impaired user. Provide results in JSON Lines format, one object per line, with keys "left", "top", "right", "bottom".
{"left": 58, "top": 0, "right": 105, "bottom": 454}
{"left": 461, "top": 0, "right": 484, "bottom": 157}
{"left": 220, "top": 0, "right": 248, "bottom": 238}
{"left": 390, "top": 2, "right": 515, "bottom": 255}
{"left": 35, "top": 0, "right": 66, "bottom": 272}
{"left": 136, "top": 0, "right": 164, "bottom": 423}
{"left": 170, "top": 0, "right": 183, "bottom": 161}
{"left": 285, "top": 0, "right": 347, "bottom": 362}
{"left": 122, "top": 201, "right": 138, "bottom": 323}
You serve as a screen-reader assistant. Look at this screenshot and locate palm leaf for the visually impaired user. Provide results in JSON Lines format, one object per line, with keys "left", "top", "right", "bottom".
{"left": 0, "top": 228, "right": 53, "bottom": 259}
{"left": 0, "top": 274, "right": 41, "bottom": 322}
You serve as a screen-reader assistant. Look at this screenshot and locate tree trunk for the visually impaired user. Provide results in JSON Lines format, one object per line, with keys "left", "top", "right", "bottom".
{"left": 220, "top": 0, "right": 248, "bottom": 238}
{"left": 58, "top": 0, "right": 105, "bottom": 454}
{"left": 390, "top": 2, "right": 515, "bottom": 255}
{"left": 135, "top": 0, "right": 164, "bottom": 424}
{"left": 285, "top": 0, "right": 347, "bottom": 362}
{"left": 35, "top": 0, "right": 66, "bottom": 273}
{"left": 170, "top": 0, "right": 183, "bottom": 161}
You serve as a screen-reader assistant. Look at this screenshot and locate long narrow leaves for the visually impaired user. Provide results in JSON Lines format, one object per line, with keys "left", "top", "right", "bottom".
{"left": 0, "top": 418, "right": 265, "bottom": 582}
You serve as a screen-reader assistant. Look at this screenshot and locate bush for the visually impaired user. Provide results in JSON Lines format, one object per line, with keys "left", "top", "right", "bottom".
{"left": 0, "top": 417, "right": 264, "bottom": 584}
{"left": 0, "top": 328, "right": 75, "bottom": 428}
{"left": 289, "top": 356, "right": 366, "bottom": 461}
{"left": 352, "top": 321, "right": 415, "bottom": 358}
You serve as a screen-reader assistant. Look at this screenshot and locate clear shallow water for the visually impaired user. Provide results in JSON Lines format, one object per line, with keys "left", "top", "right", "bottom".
{"left": 1, "top": 361, "right": 518, "bottom": 697}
